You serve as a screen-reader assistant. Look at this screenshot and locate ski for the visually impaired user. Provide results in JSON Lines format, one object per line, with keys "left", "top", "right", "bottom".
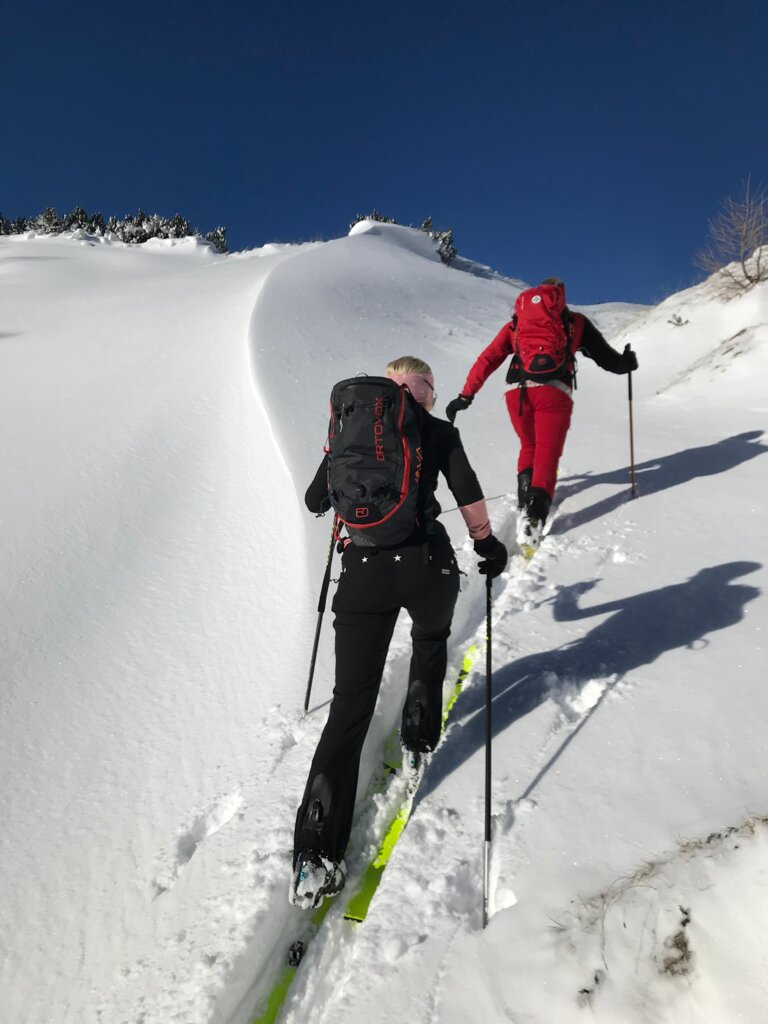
{"left": 343, "top": 644, "right": 477, "bottom": 923}
{"left": 250, "top": 644, "right": 480, "bottom": 1024}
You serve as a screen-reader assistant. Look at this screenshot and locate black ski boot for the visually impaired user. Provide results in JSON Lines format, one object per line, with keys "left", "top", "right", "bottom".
{"left": 526, "top": 486, "right": 551, "bottom": 524}
{"left": 516, "top": 487, "right": 551, "bottom": 559}
{"left": 400, "top": 681, "right": 433, "bottom": 794}
{"left": 290, "top": 848, "right": 346, "bottom": 910}
{"left": 291, "top": 776, "right": 347, "bottom": 910}
{"left": 517, "top": 468, "right": 533, "bottom": 510}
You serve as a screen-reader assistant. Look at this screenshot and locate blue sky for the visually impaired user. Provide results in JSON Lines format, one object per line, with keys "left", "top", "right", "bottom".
{"left": 2, "top": 0, "right": 766, "bottom": 304}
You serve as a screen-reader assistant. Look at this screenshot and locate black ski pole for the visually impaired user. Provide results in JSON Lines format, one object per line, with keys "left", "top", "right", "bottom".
{"left": 303, "top": 516, "right": 339, "bottom": 712}
{"left": 483, "top": 574, "right": 493, "bottom": 928}
{"left": 627, "top": 359, "right": 637, "bottom": 498}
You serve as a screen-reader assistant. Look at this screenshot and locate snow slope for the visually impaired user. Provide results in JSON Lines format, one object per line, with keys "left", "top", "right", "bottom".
{"left": 1, "top": 224, "right": 766, "bottom": 1024}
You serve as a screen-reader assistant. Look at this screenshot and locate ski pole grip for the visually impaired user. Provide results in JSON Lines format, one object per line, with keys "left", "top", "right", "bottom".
{"left": 623, "top": 344, "right": 634, "bottom": 401}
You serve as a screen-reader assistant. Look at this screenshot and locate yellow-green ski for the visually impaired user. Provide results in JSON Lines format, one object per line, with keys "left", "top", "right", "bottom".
{"left": 344, "top": 644, "right": 477, "bottom": 922}
{"left": 250, "top": 644, "right": 479, "bottom": 1024}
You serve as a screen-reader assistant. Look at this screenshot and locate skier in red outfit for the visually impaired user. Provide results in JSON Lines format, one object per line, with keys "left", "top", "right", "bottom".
{"left": 446, "top": 278, "right": 638, "bottom": 555}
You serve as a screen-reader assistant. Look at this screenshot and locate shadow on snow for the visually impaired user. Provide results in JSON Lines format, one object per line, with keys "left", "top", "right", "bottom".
{"left": 422, "top": 561, "right": 761, "bottom": 802}
{"left": 553, "top": 431, "right": 766, "bottom": 534}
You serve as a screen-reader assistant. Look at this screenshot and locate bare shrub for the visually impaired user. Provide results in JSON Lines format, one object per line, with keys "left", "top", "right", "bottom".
{"left": 696, "top": 178, "right": 768, "bottom": 294}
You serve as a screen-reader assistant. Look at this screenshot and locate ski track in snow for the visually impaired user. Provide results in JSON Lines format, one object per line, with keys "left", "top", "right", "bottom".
{"left": 220, "top": 455, "right": 650, "bottom": 1024}
{"left": 313, "top": 479, "right": 655, "bottom": 1024}
{"left": 258, "top": 487, "right": 644, "bottom": 1024}
{"left": 218, "top": 621, "right": 434, "bottom": 1024}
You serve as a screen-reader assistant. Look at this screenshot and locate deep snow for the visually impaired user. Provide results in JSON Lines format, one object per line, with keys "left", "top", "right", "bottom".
{"left": 1, "top": 223, "right": 766, "bottom": 1024}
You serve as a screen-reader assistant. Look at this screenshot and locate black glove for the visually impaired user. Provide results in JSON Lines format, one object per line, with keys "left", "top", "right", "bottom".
{"left": 445, "top": 393, "right": 473, "bottom": 423}
{"left": 474, "top": 534, "right": 508, "bottom": 579}
{"left": 622, "top": 344, "right": 638, "bottom": 373}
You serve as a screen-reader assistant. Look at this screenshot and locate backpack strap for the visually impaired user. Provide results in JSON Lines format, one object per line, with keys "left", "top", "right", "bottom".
{"left": 509, "top": 314, "right": 527, "bottom": 412}
{"left": 562, "top": 310, "right": 577, "bottom": 390}
{"left": 510, "top": 314, "right": 521, "bottom": 370}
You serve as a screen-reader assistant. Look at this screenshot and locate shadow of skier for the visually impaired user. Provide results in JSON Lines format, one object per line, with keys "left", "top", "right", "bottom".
{"left": 552, "top": 431, "right": 766, "bottom": 535}
{"left": 421, "top": 560, "right": 761, "bottom": 801}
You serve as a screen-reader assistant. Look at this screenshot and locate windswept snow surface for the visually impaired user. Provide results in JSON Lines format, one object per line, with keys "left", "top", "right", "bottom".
{"left": 1, "top": 223, "right": 766, "bottom": 1024}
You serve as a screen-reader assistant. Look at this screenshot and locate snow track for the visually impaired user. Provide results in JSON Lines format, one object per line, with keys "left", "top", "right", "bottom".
{"left": 230, "top": 489, "right": 647, "bottom": 1024}
{"left": 286, "top": 493, "right": 631, "bottom": 1022}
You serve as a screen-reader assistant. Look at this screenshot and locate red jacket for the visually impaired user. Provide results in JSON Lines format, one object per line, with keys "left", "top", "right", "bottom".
{"left": 460, "top": 312, "right": 626, "bottom": 398}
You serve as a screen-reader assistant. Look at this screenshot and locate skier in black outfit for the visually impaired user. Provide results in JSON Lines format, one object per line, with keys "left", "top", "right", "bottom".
{"left": 291, "top": 356, "right": 508, "bottom": 910}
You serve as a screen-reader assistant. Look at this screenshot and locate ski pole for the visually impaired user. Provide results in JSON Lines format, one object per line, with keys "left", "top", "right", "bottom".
{"left": 303, "top": 516, "right": 339, "bottom": 712}
{"left": 483, "top": 574, "right": 493, "bottom": 928}
{"left": 627, "top": 365, "right": 637, "bottom": 498}
{"left": 440, "top": 493, "right": 508, "bottom": 515}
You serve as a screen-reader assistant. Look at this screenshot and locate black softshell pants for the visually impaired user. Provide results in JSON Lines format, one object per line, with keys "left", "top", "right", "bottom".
{"left": 293, "top": 533, "right": 460, "bottom": 864}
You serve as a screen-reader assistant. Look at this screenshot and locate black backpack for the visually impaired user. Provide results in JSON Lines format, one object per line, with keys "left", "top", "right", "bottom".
{"left": 326, "top": 376, "right": 423, "bottom": 548}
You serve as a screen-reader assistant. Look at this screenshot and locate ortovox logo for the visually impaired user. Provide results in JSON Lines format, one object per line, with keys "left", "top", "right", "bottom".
{"left": 373, "top": 396, "right": 385, "bottom": 461}
{"left": 531, "top": 294, "right": 542, "bottom": 304}
{"left": 355, "top": 507, "right": 370, "bottom": 519}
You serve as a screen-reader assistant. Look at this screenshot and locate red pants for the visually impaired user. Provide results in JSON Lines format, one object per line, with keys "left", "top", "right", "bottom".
{"left": 505, "top": 386, "right": 573, "bottom": 499}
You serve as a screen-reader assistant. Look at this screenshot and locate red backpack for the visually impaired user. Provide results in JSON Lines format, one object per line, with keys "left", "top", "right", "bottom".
{"left": 510, "top": 284, "right": 574, "bottom": 382}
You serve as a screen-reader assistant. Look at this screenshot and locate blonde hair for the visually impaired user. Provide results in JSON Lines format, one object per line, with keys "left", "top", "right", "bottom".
{"left": 386, "top": 355, "right": 432, "bottom": 376}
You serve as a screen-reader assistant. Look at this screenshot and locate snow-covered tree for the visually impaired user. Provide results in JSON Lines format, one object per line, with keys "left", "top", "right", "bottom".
{"left": 349, "top": 211, "right": 457, "bottom": 264}
{"left": 62, "top": 207, "right": 89, "bottom": 231}
{"left": 32, "top": 207, "right": 61, "bottom": 233}
{"left": 204, "top": 226, "right": 228, "bottom": 252}
{"left": 350, "top": 209, "right": 397, "bottom": 228}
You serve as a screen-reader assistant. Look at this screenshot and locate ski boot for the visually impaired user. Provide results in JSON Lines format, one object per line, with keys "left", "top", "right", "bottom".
{"left": 400, "top": 683, "right": 433, "bottom": 795}
{"left": 517, "top": 487, "right": 551, "bottom": 560}
{"left": 517, "top": 468, "right": 533, "bottom": 510}
{"left": 291, "top": 778, "right": 347, "bottom": 910}
{"left": 401, "top": 743, "right": 430, "bottom": 796}
{"left": 289, "top": 848, "right": 347, "bottom": 910}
